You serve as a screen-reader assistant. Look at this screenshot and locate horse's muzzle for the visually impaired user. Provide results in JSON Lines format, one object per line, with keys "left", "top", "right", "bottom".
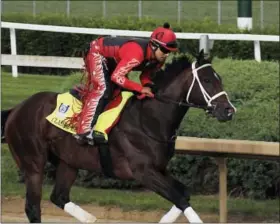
{"left": 207, "top": 104, "right": 235, "bottom": 122}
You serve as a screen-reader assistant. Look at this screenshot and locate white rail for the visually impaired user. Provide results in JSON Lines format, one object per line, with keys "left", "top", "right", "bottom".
{"left": 1, "top": 22, "right": 279, "bottom": 77}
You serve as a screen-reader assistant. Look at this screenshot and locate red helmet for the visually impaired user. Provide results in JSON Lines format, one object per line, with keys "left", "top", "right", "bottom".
{"left": 150, "top": 22, "right": 178, "bottom": 52}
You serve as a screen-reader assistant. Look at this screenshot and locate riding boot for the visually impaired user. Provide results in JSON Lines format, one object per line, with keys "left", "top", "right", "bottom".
{"left": 76, "top": 94, "right": 108, "bottom": 144}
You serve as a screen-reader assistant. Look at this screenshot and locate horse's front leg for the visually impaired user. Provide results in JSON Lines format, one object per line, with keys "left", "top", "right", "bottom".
{"left": 158, "top": 174, "right": 192, "bottom": 223}
{"left": 50, "top": 161, "right": 97, "bottom": 223}
{"left": 134, "top": 167, "right": 203, "bottom": 223}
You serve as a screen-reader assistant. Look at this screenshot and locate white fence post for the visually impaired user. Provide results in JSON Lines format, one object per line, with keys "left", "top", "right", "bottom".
{"left": 138, "top": 0, "right": 142, "bottom": 19}
{"left": 218, "top": 0, "right": 221, "bottom": 25}
{"left": 199, "top": 35, "right": 210, "bottom": 58}
{"left": 33, "top": 1, "right": 36, "bottom": 17}
{"left": 1, "top": 0, "right": 3, "bottom": 14}
{"left": 103, "top": 0, "right": 106, "bottom": 18}
{"left": 10, "top": 28, "right": 18, "bottom": 77}
{"left": 66, "top": 0, "right": 70, "bottom": 17}
{"left": 260, "top": 0, "right": 264, "bottom": 29}
{"left": 254, "top": 40, "right": 261, "bottom": 62}
{"left": 177, "top": 0, "right": 181, "bottom": 25}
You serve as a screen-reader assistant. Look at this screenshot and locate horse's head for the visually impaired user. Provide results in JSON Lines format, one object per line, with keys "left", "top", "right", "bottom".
{"left": 153, "top": 50, "right": 236, "bottom": 122}
{"left": 185, "top": 50, "right": 236, "bottom": 121}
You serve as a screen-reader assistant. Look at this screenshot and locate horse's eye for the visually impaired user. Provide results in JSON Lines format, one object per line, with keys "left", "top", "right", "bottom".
{"left": 204, "top": 79, "right": 211, "bottom": 83}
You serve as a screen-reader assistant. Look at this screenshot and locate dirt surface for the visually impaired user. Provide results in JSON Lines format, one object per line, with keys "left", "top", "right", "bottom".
{"left": 1, "top": 196, "right": 278, "bottom": 223}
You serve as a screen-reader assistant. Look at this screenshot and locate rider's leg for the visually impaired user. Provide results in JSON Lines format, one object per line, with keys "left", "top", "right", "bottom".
{"left": 90, "top": 77, "right": 112, "bottom": 143}
{"left": 76, "top": 52, "right": 111, "bottom": 139}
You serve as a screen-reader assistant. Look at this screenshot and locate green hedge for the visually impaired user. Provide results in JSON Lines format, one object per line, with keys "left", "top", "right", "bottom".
{"left": 1, "top": 14, "right": 279, "bottom": 75}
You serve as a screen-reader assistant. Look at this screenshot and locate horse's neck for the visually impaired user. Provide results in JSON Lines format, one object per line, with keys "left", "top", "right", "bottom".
{"left": 141, "top": 75, "right": 190, "bottom": 140}
{"left": 149, "top": 68, "right": 192, "bottom": 137}
{"left": 141, "top": 98, "right": 188, "bottom": 140}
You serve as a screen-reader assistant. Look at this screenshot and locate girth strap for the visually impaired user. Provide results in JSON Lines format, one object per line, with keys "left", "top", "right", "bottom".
{"left": 98, "top": 144, "right": 116, "bottom": 178}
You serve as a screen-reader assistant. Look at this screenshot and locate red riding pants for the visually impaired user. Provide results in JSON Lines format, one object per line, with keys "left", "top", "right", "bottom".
{"left": 76, "top": 46, "right": 112, "bottom": 134}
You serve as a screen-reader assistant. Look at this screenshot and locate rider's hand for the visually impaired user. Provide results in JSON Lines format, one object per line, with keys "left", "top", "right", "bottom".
{"left": 140, "top": 87, "right": 154, "bottom": 98}
{"left": 137, "top": 94, "right": 146, "bottom": 100}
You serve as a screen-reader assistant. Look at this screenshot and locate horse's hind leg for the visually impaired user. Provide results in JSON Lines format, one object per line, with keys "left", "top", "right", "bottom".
{"left": 50, "top": 160, "right": 97, "bottom": 223}
{"left": 24, "top": 169, "right": 44, "bottom": 222}
{"left": 7, "top": 140, "right": 45, "bottom": 223}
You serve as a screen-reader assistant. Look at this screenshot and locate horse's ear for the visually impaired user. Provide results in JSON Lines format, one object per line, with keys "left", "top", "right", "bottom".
{"left": 199, "top": 49, "right": 204, "bottom": 57}
{"left": 196, "top": 49, "right": 204, "bottom": 65}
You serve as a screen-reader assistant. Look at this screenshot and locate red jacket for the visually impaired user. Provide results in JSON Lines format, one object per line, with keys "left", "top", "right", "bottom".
{"left": 90, "top": 37, "right": 163, "bottom": 93}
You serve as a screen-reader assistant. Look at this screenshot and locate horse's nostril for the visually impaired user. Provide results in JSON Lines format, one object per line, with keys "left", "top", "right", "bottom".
{"left": 226, "top": 107, "right": 234, "bottom": 116}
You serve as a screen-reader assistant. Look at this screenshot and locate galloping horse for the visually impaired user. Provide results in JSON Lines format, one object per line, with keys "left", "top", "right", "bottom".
{"left": 1, "top": 51, "right": 236, "bottom": 223}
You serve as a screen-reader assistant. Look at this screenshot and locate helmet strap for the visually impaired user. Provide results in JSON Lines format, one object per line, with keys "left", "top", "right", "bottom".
{"left": 150, "top": 41, "right": 159, "bottom": 52}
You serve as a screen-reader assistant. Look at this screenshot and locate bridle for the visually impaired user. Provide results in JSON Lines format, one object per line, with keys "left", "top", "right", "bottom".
{"left": 140, "top": 61, "right": 236, "bottom": 143}
{"left": 186, "top": 62, "right": 236, "bottom": 111}
{"left": 155, "top": 61, "right": 236, "bottom": 111}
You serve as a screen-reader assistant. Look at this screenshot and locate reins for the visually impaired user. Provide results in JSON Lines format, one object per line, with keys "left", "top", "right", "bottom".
{"left": 139, "top": 94, "right": 208, "bottom": 144}
{"left": 154, "top": 93, "right": 208, "bottom": 109}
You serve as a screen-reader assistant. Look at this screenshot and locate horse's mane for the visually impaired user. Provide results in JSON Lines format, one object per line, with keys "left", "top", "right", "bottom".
{"left": 152, "top": 55, "right": 192, "bottom": 89}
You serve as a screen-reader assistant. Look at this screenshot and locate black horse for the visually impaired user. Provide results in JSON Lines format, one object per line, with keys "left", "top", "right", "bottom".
{"left": 1, "top": 51, "right": 236, "bottom": 223}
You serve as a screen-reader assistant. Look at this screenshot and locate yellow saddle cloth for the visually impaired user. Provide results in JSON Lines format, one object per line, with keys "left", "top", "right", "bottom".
{"left": 46, "top": 91, "right": 133, "bottom": 140}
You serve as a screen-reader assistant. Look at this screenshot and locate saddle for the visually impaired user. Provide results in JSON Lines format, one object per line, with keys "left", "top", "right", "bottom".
{"left": 46, "top": 90, "right": 133, "bottom": 144}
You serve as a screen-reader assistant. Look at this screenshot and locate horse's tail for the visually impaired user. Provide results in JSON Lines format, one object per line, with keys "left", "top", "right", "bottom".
{"left": 1, "top": 109, "right": 13, "bottom": 143}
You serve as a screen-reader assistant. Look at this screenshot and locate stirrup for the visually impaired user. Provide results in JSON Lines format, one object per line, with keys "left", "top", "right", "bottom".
{"left": 74, "top": 132, "right": 94, "bottom": 145}
{"left": 74, "top": 132, "right": 91, "bottom": 139}
{"left": 92, "top": 131, "right": 107, "bottom": 144}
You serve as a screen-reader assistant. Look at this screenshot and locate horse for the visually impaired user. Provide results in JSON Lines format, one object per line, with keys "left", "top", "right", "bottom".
{"left": 1, "top": 51, "right": 236, "bottom": 223}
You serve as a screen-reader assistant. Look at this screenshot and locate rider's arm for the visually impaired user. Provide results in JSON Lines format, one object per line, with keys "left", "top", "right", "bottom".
{"left": 139, "top": 63, "right": 164, "bottom": 86}
{"left": 139, "top": 70, "right": 153, "bottom": 86}
{"left": 111, "top": 42, "right": 144, "bottom": 93}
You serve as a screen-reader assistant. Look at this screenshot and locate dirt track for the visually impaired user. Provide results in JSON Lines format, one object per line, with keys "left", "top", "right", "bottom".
{"left": 1, "top": 196, "right": 278, "bottom": 223}
{"left": 1, "top": 196, "right": 215, "bottom": 223}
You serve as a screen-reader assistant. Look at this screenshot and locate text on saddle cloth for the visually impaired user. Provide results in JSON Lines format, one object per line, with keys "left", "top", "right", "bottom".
{"left": 46, "top": 91, "right": 133, "bottom": 139}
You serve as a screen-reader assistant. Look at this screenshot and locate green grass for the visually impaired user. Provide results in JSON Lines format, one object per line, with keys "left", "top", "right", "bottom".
{"left": 2, "top": 1, "right": 279, "bottom": 29}
{"left": 1, "top": 147, "right": 279, "bottom": 218}
{"left": 1, "top": 71, "right": 80, "bottom": 109}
